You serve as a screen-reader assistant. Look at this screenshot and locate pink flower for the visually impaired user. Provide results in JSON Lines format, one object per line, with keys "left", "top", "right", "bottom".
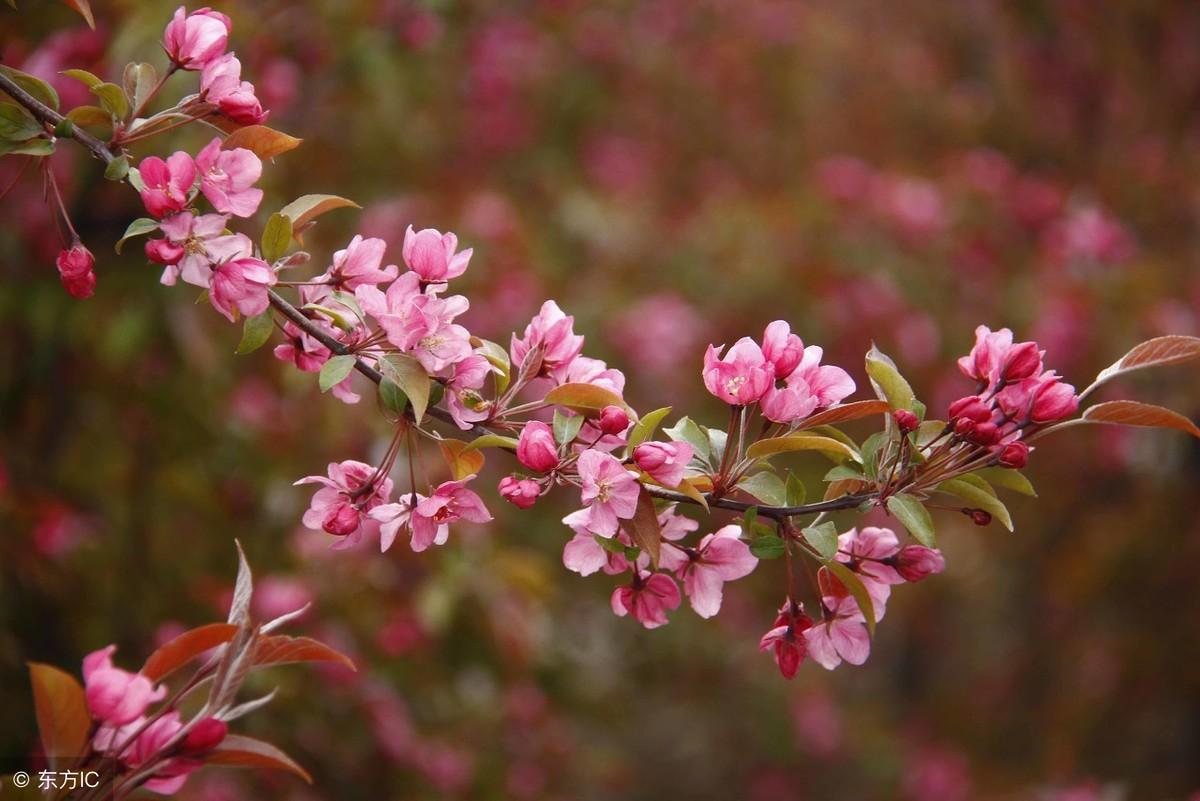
{"left": 180, "top": 717, "right": 228, "bottom": 754}
{"left": 510, "top": 300, "right": 585, "bottom": 376}
{"left": 678, "top": 524, "right": 757, "bottom": 618}
{"left": 597, "top": 405, "right": 629, "bottom": 436}
{"left": 318, "top": 235, "right": 398, "bottom": 290}
{"left": 996, "top": 441, "right": 1029, "bottom": 468}
{"left": 759, "top": 601, "right": 813, "bottom": 679}
{"left": 295, "top": 460, "right": 393, "bottom": 548}
{"left": 517, "top": 421, "right": 558, "bottom": 472}
{"left": 138, "top": 151, "right": 196, "bottom": 219}
{"left": 761, "top": 374, "right": 818, "bottom": 424}
{"left": 702, "top": 338, "right": 772, "bottom": 405}
{"left": 561, "top": 508, "right": 632, "bottom": 576}
{"left": 957, "top": 325, "right": 1045, "bottom": 389}
{"left": 787, "top": 346, "right": 856, "bottom": 408}
{"left": 761, "top": 320, "right": 805, "bottom": 379}
{"left": 128, "top": 711, "right": 198, "bottom": 795}
{"left": 836, "top": 526, "right": 904, "bottom": 619}
{"left": 82, "top": 645, "right": 166, "bottom": 725}
{"left": 163, "top": 6, "right": 231, "bottom": 70}
{"left": 210, "top": 252, "right": 276, "bottom": 322}
{"left": 402, "top": 225, "right": 473, "bottom": 282}
{"left": 803, "top": 595, "right": 871, "bottom": 670}
{"left": 996, "top": 370, "right": 1079, "bottom": 424}
{"left": 357, "top": 274, "right": 474, "bottom": 373}
{"left": 499, "top": 475, "right": 540, "bottom": 509}
{"left": 195, "top": 137, "right": 263, "bottom": 217}
{"left": 611, "top": 570, "right": 681, "bottom": 629}
{"left": 445, "top": 354, "right": 493, "bottom": 429}
{"left": 891, "top": 545, "right": 945, "bottom": 583}
{"left": 576, "top": 449, "right": 640, "bottom": 537}
{"left": 199, "top": 53, "right": 267, "bottom": 124}
{"left": 375, "top": 477, "right": 492, "bottom": 553}
{"left": 150, "top": 211, "right": 229, "bottom": 287}
{"left": 56, "top": 243, "right": 96, "bottom": 299}
{"left": 273, "top": 320, "right": 360, "bottom": 404}
{"left": 633, "top": 441, "right": 693, "bottom": 488}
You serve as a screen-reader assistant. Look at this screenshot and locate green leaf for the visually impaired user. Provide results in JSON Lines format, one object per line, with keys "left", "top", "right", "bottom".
{"left": 90, "top": 82, "right": 128, "bottom": 119}
{"left": 261, "top": 213, "right": 292, "bottom": 263}
{"left": 236, "top": 313, "right": 274, "bottom": 355}
{"left": 595, "top": 534, "right": 629, "bottom": 555}
{"left": 66, "top": 104, "right": 111, "bottom": 128}
{"left": 126, "top": 165, "right": 146, "bottom": 192}
{"left": 824, "top": 464, "right": 865, "bottom": 482}
{"left": 823, "top": 561, "right": 876, "bottom": 637}
{"left": 974, "top": 467, "right": 1036, "bottom": 497}
{"left": 0, "top": 66, "right": 60, "bottom": 110}
{"left": 379, "top": 380, "right": 407, "bottom": 417}
{"left": 886, "top": 493, "right": 937, "bottom": 547}
{"left": 0, "top": 137, "right": 53, "bottom": 157}
{"left": 380, "top": 354, "right": 430, "bottom": 424}
{"left": 749, "top": 536, "right": 787, "bottom": 559}
{"left": 785, "top": 471, "right": 806, "bottom": 506}
{"left": 627, "top": 406, "right": 671, "bottom": 449}
{"left": 470, "top": 337, "right": 510, "bottom": 395}
{"left": 746, "top": 433, "right": 859, "bottom": 462}
{"left": 122, "top": 62, "right": 157, "bottom": 116}
{"left": 859, "top": 431, "right": 887, "bottom": 479}
{"left": 742, "top": 506, "right": 758, "bottom": 531}
{"left": 952, "top": 471, "right": 997, "bottom": 497}
{"left": 0, "top": 102, "right": 43, "bottom": 141}
{"left": 462, "top": 434, "right": 519, "bottom": 453}
{"left": 553, "top": 409, "right": 584, "bottom": 445}
{"left": 114, "top": 217, "right": 158, "bottom": 254}
{"left": 865, "top": 343, "right": 916, "bottom": 411}
{"left": 937, "top": 478, "right": 1013, "bottom": 531}
{"left": 664, "top": 416, "right": 711, "bottom": 463}
{"left": 737, "top": 471, "right": 787, "bottom": 507}
{"left": 59, "top": 69, "right": 102, "bottom": 89}
{"left": 802, "top": 521, "right": 839, "bottom": 561}
{"left": 278, "top": 194, "right": 359, "bottom": 241}
{"left": 543, "top": 382, "right": 631, "bottom": 417}
{"left": 103, "top": 154, "right": 129, "bottom": 181}
{"left": 319, "top": 355, "right": 357, "bottom": 392}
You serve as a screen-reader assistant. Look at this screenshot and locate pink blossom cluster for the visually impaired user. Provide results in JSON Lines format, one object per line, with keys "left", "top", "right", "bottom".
{"left": 164, "top": 6, "right": 266, "bottom": 123}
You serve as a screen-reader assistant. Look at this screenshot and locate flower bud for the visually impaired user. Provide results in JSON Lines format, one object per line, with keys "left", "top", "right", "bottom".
{"left": 516, "top": 421, "right": 558, "bottom": 472}
{"left": 964, "top": 508, "right": 992, "bottom": 526}
{"left": 969, "top": 421, "right": 1000, "bottom": 445}
{"left": 181, "top": 717, "right": 228, "bottom": 754}
{"left": 891, "top": 545, "right": 945, "bottom": 582}
{"left": 145, "top": 238, "right": 184, "bottom": 265}
{"left": 56, "top": 244, "right": 96, "bottom": 299}
{"left": 323, "top": 501, "right": 361, "bottom": 536}
{"left": 1029, "top": 379, "right": 1079, "bottom": 423}
{"left": 893, "top": 409, "right": 919, "bottom": 434}
{"left": 1001, "top": 341, "right": 1042, "bottom": 382}
{"left": 597, "top": 405, "right": 630, "bottom": 436}
{"left": 948, "top": 395, "right": 991, "bottom": 423}
{"left": 633, "top": 441, "right": 693, "bottom": 488}
{"left": 761, "top": 320, "right": 804, "bottom": 379}
{"left": 498, "top": 475, "right": 540, "bottom": 509}
{"left": 997, "top": 441, "right": 1029, "bottom": 469}
{"left": 163, "top": 6, "right": 232, "bottom": 70}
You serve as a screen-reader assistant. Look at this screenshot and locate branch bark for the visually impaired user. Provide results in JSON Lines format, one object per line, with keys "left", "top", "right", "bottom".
{"left": 0, "top": 69, "right": 117, "bottom": 165}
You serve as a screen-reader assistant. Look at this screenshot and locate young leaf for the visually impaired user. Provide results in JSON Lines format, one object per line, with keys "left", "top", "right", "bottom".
{"left": 261, "top": 213, "right": 292, "bottom": 263}
{"left": 802, "top": 521, "right": 839, "bottom": 561}
{"left": 552, "top": 409, "right": 585, "bottom": 445}
{"left": 663, "top": 416, "right": 711, "bottom": 463}
{"left": 1, "top": 66, "right": 60, "bottom": 110}
{"left": 674, "top": 476, "right": 710, "bottom": 511}
{"left": 627, "top": 406, "right": 672, "bottom": 449}
{"left": 380, "top": 354, "right": 430, "bottom": 424}
{"left": 141, "top": 623, "right": 240, "bottom": 682}
{"left": 937, "top": 478, "right": 1014, "bottom": 531}
{"left": 90, "top": 82, "right": 128, "bottom": 119}
{"left": 626, "top": 485, "right": 662, "bottom": 568}
{"left": 378, "top": 380, "right": 407, "bottom": 418}
{"left": 1081, "top": 400, "right": 1200, "bottom": 439}
{"left": 737, "top": 471, "right": 788, "bottom": 507}
{"left": 750, "top": 535, "right": 787, "bottom": 559}
{"left": 974, "top": 466, "right": 1037, "bottom": 497}
{"left": 886, "top": 493, "right": 937, "bottom": 547}
{"left": 319, "top": 354, "right": 357, "bottom": 392}
{"left": 207, "top": 734, "right": 313, "bottom": 784}
{"left": 114, "top": 217, "right": 160, "bottom": 254}
{"left": 1090, "top": 335, "right": 1200, "bottom": 392}
{"left": 824, "top": 464, "right": 865, "bottom": 482}
{"left": 66, "top": 105, "right": 111, "bottom": 128}
{"left": 951, "top": 471, "right": 997, "bottom": 497}
{"left": 544, "top": 382, "right": 631, "bottom": 417}
{"left": 103, "top": 154, "right": 129, "bottom": 181}
{"left": 252, "top": 634, "right": 356, "bottom": 672}
{"left": 798, "top": 399, "right": 891, "bottom": 429}
{"left": 865, "top": 343, "right": 916, "bottom": 411}
{"left": 462, "top": 433, "right": 519, "bottom": 453}
{"left": 470, "top": 337, "right": 511, "bottom": 394}
{"left": 222, "top": 125, "right": 303, "bottom": 159}
{"left": 278, "top": 194, "right": 359, "bottom": 240}
{"left": 439, "top": 439, "right": 485, "bottom": 480}
{"left": 27, "top": 663, "right": 90, "bottom": 760}
{"left": 785, "top": 471, "right": 807, "bottom": 506}
{"left": 59, "top": 69, "right": 102, "bottom": 89}
{"left": 122, "top": 62, "right": 157, "bottom": 115}
{"left": 236, "top": 312, "right": 274, "bottom": 355}
{"left": 745, "top": 433, "right": 859, "bottom": 462}
{"left": 0, "top": 102, "right": 43, "bottom": 141}
{"left": 823, "top": 561, "right": 877, "bottom": 637}
{"left": 0, "top": 137, "right": 54, "bottom": 157}
{"left": 228, "top": 540, "right": 254, "bottom": 625}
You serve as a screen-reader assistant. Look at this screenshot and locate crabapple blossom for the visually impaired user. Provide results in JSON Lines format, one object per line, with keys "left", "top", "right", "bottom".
{"left": 835, "top": 526, "right": 904, "bottom": 619}
{"left": 402, "top": 225, "right": 473, "bottom": 282}
{"left": 55, "top": 243, "right": 96, "bottom": 299}
{"left": 517, "top": 421, "right": 558, "bottom": 472}
{"left": 996, "top": 370, "right": 1079, "bottom": 424}
{"left": 702, "top": 338, "right": 772, "bottom": 405}
{"left": 891, "top": 545, "right": 946, "bottom": 583}
{"left": 180, "top": 717, "right": 228, "bottom": 754}
{"left": 788, "top": 345, "right": 856, "bottom": 408}
{"left": 597, "top": 405, "right": 630, "bottom": 436}
{"left": 677, "top": 524, "right": 757, "bottom": 618}
{"left": 633, "top": 441, "right": 693, "bottom": 488}
{"left": 894, "top": 409, "right": 920, "bottom": 433}
{"left": 82, "top": 645, "right": 166, "bottom": 726}
{"left": 199, "top": 52, "right": 267, "bottom": 124}
{"left": 761, "top": 320, "right": 805, "bottom": 378}
{"left": 997, "top": 440, "right": 1030, "bottom": 468}
{"left": 210, "top": 253, "right": 276, "bottom": 322}
{"left": 611, "top": 570, "right": 681, "bottom": 629}
{"left": 373, "top": 477, "right": 492, "bottom": 553}
{"left": 125, "top": 710, "right": 198, "bottom": 794}
{"left": 498, "top": 475, "right": 540, "bottom": 509}
{"left": 318, "top": 235, "right": 399, "bottom": 291}
{"left": 957, "top": 325, "right": 1044, "bottom": 389}
{"left": 195, "top": 138, "right": 264, "bottom": 218}
{"left": 804, "top": 594, "right": 871, "bottom": 670}
{"left": 163, "top": 6, "right": 231, "bottom": 70}
{"left": 510, "top": 300, "right": 585, "bottom": 376}
{"left": 561, "top": 508, "right": 633, "bottom": 576}
{"left": 575, "top": 449, "right": 640, "bottom": 537}
{"left": 147, "top": 211, "right": 229, "bottom": 287}
{"left": 444, "top": 354, "right": 493, "bottom": 429}
{"left": 296, "top": 460, "right": 393, "bottom": 548}
{"left": 761, "top": 374, "right": 818, "bottom": 424}
{"left": 759, "top": 601, "right": 814, "bottom": 679}
{"left": 273, "top": 321, "right": 360, "bottom": 404}
{"left": 138, "top": 151, "right": 196, "bottom": 219}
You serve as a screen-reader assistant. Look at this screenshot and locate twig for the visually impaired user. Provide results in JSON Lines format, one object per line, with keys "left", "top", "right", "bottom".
{"left": 0, "top": 69, "right": 116, "bottom": 165}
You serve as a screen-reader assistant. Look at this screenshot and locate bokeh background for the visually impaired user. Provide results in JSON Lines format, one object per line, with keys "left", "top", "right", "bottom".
{"left": 3, "top": 1, "right": 1200, "bottom": 799}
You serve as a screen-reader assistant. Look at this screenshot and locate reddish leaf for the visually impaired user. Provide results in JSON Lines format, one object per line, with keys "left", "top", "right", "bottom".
{"left": 27, "top": 663, "right": 90, "bottom": 760}
{"left": 61, "top": 0, "right": 95, "bottom": 28}
{"left": 1102, "top": 335, "right": 1200, "bottom": 380}
{"left": 1082, "top": 400, "right": 1200, "bottom": 439}
{"left": 438, "top": 439, "right": 485, "bottom": 481}
{"left": 799, "top": 400, "right": 891, "bottom": 429}
{"left": 252, "top": 634, "right": 356, "bottom": 672}
{"left": 625, "top": 485, "right": 662, "bottom": 568}
{"left": 222, "top": 125, "right": 302, "bottom": 159}
{"left": 543, "top": 382, "right": 634, "bottom": 417}
{"left": 206, "top": 734, "right": 313, "bottom": 783}
{"left": 142, "top": 623, "right": 239, "bottom": 682}
{"left": 228, "top": 540, "right": 253, "bottom": 626}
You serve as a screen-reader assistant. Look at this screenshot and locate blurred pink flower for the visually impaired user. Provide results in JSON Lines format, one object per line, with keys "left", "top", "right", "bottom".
{"left": 82, "top": 645, "right": 166, "bottom": 726}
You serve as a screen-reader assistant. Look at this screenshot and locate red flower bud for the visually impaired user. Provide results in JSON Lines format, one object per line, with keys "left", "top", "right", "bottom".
{"left": 181, "top": 717, "right": 227, "bottom": 754}
{"left": 498, "top": 475, "right": 539, "bottom": 509}
{"left": 893, "top": 409, "right": 919, "bottom": 434}
{"left": 56, "top": 244, "right": 96, "bottom": 299}
{"left": 1001, "top": 341, "right": 1042, "bottom": 382}
{"left": 965, "top": 508, "right": 992, "bottom": 526}
{"left": 892, "top": 545, "right": 945, "bottom": 582}
{"left": 948, "top": 395, "right": 991, "bottom": 423}
{"left": 997, "top": 441, "right": 1029, "bottom": 469}
{"left": 598, "top": 405, "right": 630, "bottom": 436}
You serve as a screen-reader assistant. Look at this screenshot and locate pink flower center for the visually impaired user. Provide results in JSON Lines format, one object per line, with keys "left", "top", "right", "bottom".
{"left": 724, "top": 376, "right": 747, "bottom": 395}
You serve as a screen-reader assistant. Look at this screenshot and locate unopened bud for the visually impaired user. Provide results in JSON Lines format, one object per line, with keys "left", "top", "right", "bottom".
{"left": 893, "top": 409, "right": 919, "bottom": 434}
{"left": 997, "top": 441, "right": 1029, "bottom": 469}
{"left": 964, "top": 508, "right": 992, "bottom": 526}
{"left": 891, "top": 545, "right": 945, "bottom": 582}
{"left": 181, "top": 717, "right": 228, "bottom": 754}
{"left": 598, "top": 405, "right": 630, "bottom": 436}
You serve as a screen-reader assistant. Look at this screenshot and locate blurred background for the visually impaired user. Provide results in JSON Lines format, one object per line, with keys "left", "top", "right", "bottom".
{"left": 3, "top": 0, "right": 1200, "bottom": 798}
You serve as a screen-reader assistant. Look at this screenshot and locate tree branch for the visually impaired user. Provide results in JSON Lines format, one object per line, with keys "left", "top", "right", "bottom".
{"left": 0, "top": 68, "right": 117, "bottom": 165}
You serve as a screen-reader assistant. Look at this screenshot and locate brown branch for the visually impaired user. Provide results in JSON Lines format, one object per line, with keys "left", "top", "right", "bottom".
{"left": 0, "top": 67, "right": 879, "bottom": 524}
{"left": 0, "top": 68, "right": 117, "bottom": 165}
